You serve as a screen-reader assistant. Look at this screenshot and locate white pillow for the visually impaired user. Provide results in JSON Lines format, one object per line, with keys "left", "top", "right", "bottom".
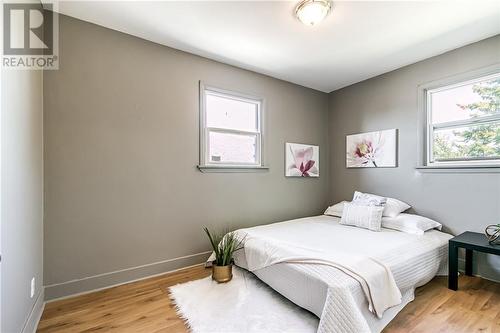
{"left": 383, "top": 198, "right": 411, "bottom": 217}
{"left": 354, "top": 191, "right": 411, "bottom": 217}
{"left": 324, "top": 201, "right": 348, "bottom": 217}
{"left": 340, "top": 202, "right": 384, "bottom": 232}
{"left": 382, "top": 213, "right": 442, "bottom": 235}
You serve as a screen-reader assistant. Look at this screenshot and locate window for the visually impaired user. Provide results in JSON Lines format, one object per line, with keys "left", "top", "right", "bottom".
{"left": 199, "top": 84, "right": 265, "bottom": 171}
{"left": 422, "top": 68, "right": 500, "bottom": 168}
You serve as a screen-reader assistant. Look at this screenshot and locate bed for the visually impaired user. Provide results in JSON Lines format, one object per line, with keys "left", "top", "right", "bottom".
{"left": 232, "top": 215, "right": 452, "bottom": 333}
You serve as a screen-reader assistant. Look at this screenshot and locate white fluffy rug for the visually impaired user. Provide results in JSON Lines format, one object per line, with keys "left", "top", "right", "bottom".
{"left": 169, "top": 267, "right": 319, "bottom": 332}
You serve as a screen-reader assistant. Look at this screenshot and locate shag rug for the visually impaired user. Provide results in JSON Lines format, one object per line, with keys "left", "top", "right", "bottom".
{"left": 169, "top": 267, "right": 319, "bottom": 332}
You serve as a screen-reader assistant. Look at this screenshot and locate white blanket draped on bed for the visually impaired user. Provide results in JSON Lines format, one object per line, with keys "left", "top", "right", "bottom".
{"left": 240, "top": 234, "right": 401, "bottom": 318}
{"left": 228, "top": 216, "right": 452, "bottom": 333}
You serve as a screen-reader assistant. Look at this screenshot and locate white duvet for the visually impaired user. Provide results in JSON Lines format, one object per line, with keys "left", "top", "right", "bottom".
{"left": 232, "top": 215, "right": 452, "bottom": 333}
{"left": 238, "top": 226, "right": 402, "bottom": 318}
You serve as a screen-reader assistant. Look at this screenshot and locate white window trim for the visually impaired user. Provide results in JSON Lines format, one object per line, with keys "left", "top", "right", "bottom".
{"left": 198, "top": 82, "right": 268, "bottom": 173}
{"left": 417, "top": 63, "right": 500, "bottom": 172}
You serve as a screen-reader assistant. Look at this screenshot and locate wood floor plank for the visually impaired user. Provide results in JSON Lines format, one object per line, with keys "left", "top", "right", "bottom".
{"left": 38, "top": 266, "right": 499, "bottom": 333}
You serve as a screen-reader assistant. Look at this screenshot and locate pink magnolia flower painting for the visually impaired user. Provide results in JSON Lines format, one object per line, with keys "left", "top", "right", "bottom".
{"left": 286, "top": 143, "right": 319, "bottom": 177}
{"left": 346, "top": 129, "right": 397, "bottom": 168}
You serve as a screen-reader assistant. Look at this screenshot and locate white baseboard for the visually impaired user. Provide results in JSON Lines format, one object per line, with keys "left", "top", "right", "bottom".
{"left": 45, "top": 251, "right": 211, "bottom": 301}
{"left": 22, "top": 289, "right": 45, "bottom": 333}
{"left": 457, "top": 257, "right": 500, "bottom": 283}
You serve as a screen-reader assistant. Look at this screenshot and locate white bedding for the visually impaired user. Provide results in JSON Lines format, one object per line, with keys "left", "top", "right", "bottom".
{"left": 232, "top": 215, "right": 452, "bottom": 333}
{"left": 238, "top": 222, "right": 402, "bottom": 318}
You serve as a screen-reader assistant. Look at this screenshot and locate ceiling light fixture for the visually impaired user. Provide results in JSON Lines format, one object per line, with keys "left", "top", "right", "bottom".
{"left": 295, "top": 0, "right": 332, "bottom": 26}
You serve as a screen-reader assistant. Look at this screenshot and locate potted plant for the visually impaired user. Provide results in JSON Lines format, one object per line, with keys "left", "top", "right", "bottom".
{"left": 204, "top": 227, "right": 244, "bottom": 283}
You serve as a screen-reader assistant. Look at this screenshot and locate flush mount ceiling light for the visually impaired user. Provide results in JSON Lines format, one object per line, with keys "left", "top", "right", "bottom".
{"left": 295, "top": 0, "right": 332, "bottom": 26}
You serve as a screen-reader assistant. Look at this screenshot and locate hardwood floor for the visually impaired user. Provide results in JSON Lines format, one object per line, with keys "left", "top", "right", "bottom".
{"left": 37, "top": 265, "right": 499, "bottom": 333}
{"left": 384, "top": 275, "right": 499, "bottom": 333}
{"left": 37, "top": 265, "right": 210, "bottom": 333}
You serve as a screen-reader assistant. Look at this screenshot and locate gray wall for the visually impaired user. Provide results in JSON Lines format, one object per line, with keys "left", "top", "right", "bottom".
{"left": 328, "top": 35, "right": 500, "bottom": 281}
{"left": 43, "top": 15, "right": 329, "bottom": 299}
{"left": 1, "top": 60, "right": 44, "bottom": 330}
{"left": 44, "top": 15, "right": 499, "bottom": 299}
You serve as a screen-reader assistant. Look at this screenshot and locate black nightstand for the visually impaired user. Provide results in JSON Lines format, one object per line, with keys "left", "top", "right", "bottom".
{"left": 448, "top": 231, "right": 500, "bottom": 290}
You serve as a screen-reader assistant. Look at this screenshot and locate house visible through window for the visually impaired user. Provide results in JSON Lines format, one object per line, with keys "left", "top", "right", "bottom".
{"left": 199, "top": 84, "right": 264, "bottom": 169}
{"left": 424, "top": 71, "right": 500, "bottom": 167}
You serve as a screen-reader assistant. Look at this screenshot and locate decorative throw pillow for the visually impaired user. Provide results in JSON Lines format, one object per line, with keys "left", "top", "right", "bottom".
{"left": 382, "top": 213, "right": 442, "bottom": 235}
{"left": 340, "top": 202, "right": 384, "bottom": 232}
{"left": 324, "top": 201, "right": 348, "bottom": 217}
{"left": 353, "top": 191, "right": 411, "bottom": 217}
{"left": 352, "top": 191, "right": 387, "bottom": 207}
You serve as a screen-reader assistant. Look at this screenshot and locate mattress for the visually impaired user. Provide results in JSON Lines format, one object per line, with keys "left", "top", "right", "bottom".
{"left": 233, "top": 215, "right": 451, "bottom": 333}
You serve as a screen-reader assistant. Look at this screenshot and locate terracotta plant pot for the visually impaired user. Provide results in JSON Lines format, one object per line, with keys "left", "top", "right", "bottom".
{"left": 212, "top": 263, "right": 233, "bottom": 283}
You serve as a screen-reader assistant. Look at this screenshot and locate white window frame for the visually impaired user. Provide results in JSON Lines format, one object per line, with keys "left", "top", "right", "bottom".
{"left": 198, "top": 82, "right": 267, "bottom": 172}
{"left": 417, "top": 64, "right": 500, "bottom": 170}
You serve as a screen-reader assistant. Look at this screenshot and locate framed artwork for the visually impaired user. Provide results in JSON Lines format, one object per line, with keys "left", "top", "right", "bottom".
{"left": 285, "top": 143, "right": 319, "bottom": 177}
{"left": 346, "top": 129, "right": 398, "bottom": 168}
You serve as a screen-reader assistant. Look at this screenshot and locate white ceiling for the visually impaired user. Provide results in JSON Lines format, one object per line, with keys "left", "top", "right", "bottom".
{"left": 47, "top": 1, "right": 500, "bottom": 92}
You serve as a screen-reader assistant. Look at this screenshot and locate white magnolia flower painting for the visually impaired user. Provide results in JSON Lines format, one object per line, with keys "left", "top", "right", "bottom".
{"left": 346, "top": 129, "right": 398, "bottom": 168}
{"left": 286, "top": 143, "right": 319, "bottom": 177}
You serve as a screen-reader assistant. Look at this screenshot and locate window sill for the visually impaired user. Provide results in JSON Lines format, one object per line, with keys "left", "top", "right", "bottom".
{"left": 416, "top": 165, "right": 500, "bottom": 173}
{"left": 197, "top": 165, "right": 269, "bottom": 173}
